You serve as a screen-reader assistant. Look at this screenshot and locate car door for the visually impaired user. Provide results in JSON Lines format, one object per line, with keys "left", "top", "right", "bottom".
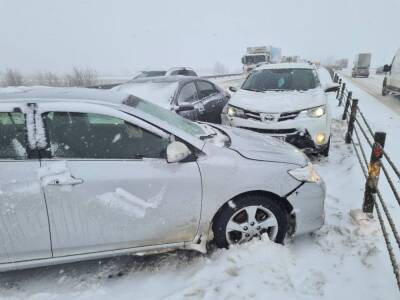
{"left": 0, "top": 104, "right": 52, "bottom": 264}
{"left": 176, "top": 81, "right": 202, "bottom": 121}
{"left": 37, "top": 102, "right": 202, "bottom": 257}
{"left": 391, "top": 51, "right": 400, "bottom": 89}
{"left": 195, "top": 80, "right": 226, "bottom": 124}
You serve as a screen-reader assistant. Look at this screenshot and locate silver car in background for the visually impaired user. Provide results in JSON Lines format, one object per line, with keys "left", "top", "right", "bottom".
{"left": 0, "top": 87, "right": 325, "bottom": 272}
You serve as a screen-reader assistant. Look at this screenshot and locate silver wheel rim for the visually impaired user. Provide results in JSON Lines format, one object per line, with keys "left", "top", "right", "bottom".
{"left": 225, "top": 205, "right": 279, "bottom": 245}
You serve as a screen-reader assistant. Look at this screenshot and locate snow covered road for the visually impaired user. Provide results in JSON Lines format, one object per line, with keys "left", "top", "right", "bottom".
{"left": 1, "top": 73, "right": 399, "bottom": 299}
{"left": 340, "top": 72, "right": 400, "bottom": 116}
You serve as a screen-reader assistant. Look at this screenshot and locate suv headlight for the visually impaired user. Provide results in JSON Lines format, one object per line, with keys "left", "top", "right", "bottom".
{"left": 299, "top": 105, "right": 325, "bottom": 118}
{"left": 288, "top": 163, "right": 321, "bottom": 183}
{"left": 227, "top": 105, "right": 246, "bottom": 118}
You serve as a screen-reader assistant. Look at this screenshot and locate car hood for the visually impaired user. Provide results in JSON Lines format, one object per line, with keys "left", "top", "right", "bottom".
{"left": 229, "top": 88, "right": 325, "bottom": 113}
{"left": 211, "top": 125, "right": 308, "bottom": 166}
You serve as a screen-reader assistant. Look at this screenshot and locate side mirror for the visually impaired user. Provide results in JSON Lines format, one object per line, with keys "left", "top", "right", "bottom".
{"left": 166, "top": 141, "right": 191, "bottom": 163}
{"left": 383, "top": 64, "right": 391, "bottom": 73}
{"left": 229, "top": 86, "right": 238, "bottom": 93}
{"left": 323, "top": 83, "right": 340, "bottom": 93}
{"left": 176, "top": 103, "right": 195, "bottom": 112}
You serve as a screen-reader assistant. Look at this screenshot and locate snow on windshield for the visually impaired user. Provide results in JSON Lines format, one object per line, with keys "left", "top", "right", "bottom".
{"left": 113, "top": 82, "right": 178, "bottom": 108}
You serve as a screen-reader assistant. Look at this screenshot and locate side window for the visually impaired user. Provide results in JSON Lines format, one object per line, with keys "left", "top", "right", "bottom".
{"left": 196, "top": 81, "right": 219, "bottom": 100}
{"left": 43, "top": 112, "right": 169, "bottom": 159}
{"left": 177, "top": 82, "right": 198, "bottom": 104}
{"left": 170, "top": 70, "right": 180, "bottom": 76}
{"left": 0, "top": 112, "right": 27, "bottom": 159}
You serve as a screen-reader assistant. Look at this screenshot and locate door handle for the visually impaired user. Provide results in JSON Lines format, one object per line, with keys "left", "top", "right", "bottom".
{"left": 48, "top": 176, "right": 84, "bottom": 186}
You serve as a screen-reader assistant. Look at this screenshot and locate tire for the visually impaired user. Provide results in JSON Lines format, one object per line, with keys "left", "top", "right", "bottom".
{"left": 212, "top": 195, "right": 289, "bottom": 249}
{"left": 320, "top": 137, "right": 331, "bottom": 157}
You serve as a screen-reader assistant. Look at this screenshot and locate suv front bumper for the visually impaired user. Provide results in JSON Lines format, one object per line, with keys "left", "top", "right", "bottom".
{"left": 221, "top": 113, "right": 330, "bottom": 153}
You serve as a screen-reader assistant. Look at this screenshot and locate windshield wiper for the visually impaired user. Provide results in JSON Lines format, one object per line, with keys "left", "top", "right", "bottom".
{"left": 242, "top": 87, "right": 265, "bottom": 93}
{"left": 200, "top": 133, "right": 217, "bottom": 140}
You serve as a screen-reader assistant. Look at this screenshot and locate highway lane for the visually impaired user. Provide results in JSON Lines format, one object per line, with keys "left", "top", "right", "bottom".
{"left": 341, "top": 73, "right": 400, "bottom": 116}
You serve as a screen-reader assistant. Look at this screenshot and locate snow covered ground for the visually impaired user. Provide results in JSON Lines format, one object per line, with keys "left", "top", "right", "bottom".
{"left": 0, "top": 71, "right": 399, "bottom": 299}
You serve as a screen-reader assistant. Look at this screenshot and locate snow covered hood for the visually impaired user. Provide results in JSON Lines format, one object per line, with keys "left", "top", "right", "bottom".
{"left": 212, "top": 125, "right": 308, "bottom": 166}
{"left": 229, "top": 88, "right": 325, "bottom": 113}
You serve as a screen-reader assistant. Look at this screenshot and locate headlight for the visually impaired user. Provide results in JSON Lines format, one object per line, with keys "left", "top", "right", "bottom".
{"left": 288, "top": 163, "right": 321, "bottom": 183}
{"left": 227, "top": 105, "right": 246, "bottom": 118}
{"left": 306, "top": 105, "right": 325, "bottom": 118}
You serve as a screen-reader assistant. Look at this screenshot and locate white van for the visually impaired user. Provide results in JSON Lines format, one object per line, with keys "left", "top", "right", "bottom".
{"left": 382, "top": 49, "right": 400, "bottom": 96}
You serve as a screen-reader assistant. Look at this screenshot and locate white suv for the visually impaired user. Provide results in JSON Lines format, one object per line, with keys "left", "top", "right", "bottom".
{"left": 222, "top": 63, "right": 339, "bottom": 156}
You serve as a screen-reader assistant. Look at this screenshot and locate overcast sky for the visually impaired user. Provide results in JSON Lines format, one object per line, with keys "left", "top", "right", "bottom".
{"left": 0, "top": 0, "right": 399, "bottom": 75}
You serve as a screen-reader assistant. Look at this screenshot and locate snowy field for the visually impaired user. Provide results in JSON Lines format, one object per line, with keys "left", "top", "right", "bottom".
{"left": 0, "top": 71, "right": 399, "bottom": 299}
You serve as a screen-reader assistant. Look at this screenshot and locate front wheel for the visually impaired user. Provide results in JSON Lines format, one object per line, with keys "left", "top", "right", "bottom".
{"left": 212, "top": 195, "right": 289, "bottom": 248}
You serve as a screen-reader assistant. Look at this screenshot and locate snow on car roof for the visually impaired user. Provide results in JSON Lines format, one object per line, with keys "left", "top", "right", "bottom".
{"left": 129, "top": 75, "right": 197, "bottom": 84}
{"left": 0, "top": 86, "right": 129, "bottom": 104}
{"left": 256, "top": 62, "right": 315, "bottom": 70}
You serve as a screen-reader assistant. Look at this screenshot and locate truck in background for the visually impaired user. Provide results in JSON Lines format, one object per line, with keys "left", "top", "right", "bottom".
{"left": 281, "top": 55, "right": 301, "bottom": 63}
{"left": 334, "top": 58, "right": 348, "bottom": 70}
{"left": 241, "top": 46, "right": 281, "bottom": 73}
{"left": 352, "top": 53, "right": 371, "bottom": 78}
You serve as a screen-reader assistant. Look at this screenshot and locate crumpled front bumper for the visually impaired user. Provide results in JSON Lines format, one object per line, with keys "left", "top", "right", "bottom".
{"left": 286, "top": 180, "right": 326, "bottom": 235}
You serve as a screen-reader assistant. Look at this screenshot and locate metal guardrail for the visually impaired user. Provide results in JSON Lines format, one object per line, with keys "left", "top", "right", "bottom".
{"left": 333, "top": 72, "right": 400, "bottom": 290}
{"left": 87, "top": 73, "right": 244, "bottom": 90}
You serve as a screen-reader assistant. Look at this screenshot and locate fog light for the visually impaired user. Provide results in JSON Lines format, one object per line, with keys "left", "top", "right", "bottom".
{"left": 315, "top": 133, "right": 326, "bottom": 145}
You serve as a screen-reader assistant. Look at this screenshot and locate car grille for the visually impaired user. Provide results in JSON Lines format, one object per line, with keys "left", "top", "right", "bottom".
{"left": 238, "top": 127, "right": 298, "bottom": 135}
{"left": 242, "top": 109, "right": 300, "bottom": 122}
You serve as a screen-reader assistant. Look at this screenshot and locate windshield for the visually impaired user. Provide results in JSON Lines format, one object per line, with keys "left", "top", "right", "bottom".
{"left": 114, "top": 82, "right": 178, "bottom": 105}
{"left": 244, "top": 55, "right": 266, "bottom": 65}
{"left": 241, "top": 68, "right": 318, "bottom": 92}
{"left": 123, "top": 95, "right": 205, "bottom": 137}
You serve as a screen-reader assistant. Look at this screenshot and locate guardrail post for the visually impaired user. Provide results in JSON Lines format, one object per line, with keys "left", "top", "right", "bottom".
{"left": 362, "top": 132, "right": 386, "bottom": 214}
{"left": 342, "top": 91, "right": 352, "bottom": 120}
{"left": 345, "top": 99, "right": 358, "bottom": 144}
{"left": 338, "top": 83, "right": 346, "bottom": 106}
{"left": 336, "top": 78, "right": 342, "bottom": 99}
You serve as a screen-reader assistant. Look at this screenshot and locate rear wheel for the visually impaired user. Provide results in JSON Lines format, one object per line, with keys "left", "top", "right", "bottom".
{"left": 212, "top": 195, "right": 288, "bottom": 248}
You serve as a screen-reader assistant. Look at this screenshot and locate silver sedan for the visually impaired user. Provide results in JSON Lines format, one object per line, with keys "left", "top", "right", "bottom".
{"left": 0, "top": 87, "right": 325, "bottom": 272}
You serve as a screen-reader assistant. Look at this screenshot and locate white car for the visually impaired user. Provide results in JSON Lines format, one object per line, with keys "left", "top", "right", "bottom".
{"left": 222, "top": 63, "right": 339, "bottom": 156}
{"left": 132, "top": 67, "right": 198, "bottom": 80}
{"left": 0, "top": 87, "right": 325, "bottom": 272}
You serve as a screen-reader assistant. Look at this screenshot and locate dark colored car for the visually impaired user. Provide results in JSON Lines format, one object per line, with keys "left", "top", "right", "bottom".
{"left": 112, "top": 76, "right": 230, "bottom": 124}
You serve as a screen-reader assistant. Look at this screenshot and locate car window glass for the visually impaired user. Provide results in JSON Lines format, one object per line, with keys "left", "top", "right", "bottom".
{"left": 0, "top": 112, "right": 27, "bottom": 159}
{"left": 43, "top": 112, "right": 169, "bottom": 159}
{"left": 177, "top": 82, "right": 198, "bottom": 104}
{"left": 124, "top": 96, "right": 206, "bottom": 136}
{"left": 241, "top": 68, "right": 317, "bottom": 91}
{"left": 196, "top": 81, "right": 218, "bottom": 99}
